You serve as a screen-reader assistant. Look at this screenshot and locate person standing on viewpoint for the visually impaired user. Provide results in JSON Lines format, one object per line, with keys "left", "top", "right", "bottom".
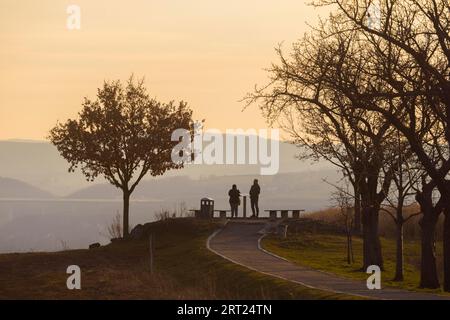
{"left": 249, "top": 179, "right": 261, "bottom": 218}
{"left": 228, "top": 184, "right": 241, "bottom": 219}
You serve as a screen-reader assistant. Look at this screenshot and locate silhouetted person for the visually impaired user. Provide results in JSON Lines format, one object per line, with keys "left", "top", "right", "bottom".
{"left": 228, "top": 184, "right": 241, "bottom": 218}
{"left": 249, "top": 179, "right": 260, "bottom": 218}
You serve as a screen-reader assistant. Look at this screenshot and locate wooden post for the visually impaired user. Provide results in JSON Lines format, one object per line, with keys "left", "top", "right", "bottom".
{"left": 279, "top": 224, "right": 288, "bottom": 239}
{"left": 149, "top": 234, "right": 154, "bottom": 274}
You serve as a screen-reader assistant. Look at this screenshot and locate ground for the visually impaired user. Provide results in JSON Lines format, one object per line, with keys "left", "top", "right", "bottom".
{"left": 261, "top": 219, "right": 448, "bottom": 295}
{"left": 0, "top": 218, "right": 347, "bottom": 299}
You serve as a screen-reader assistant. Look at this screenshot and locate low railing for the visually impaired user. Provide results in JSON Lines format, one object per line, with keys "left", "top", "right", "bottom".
{"left": 264, "top": 209, "right": 306, "bottom": 219}
{"left": 190, "top": 209, "right": 305, "bottom": 219}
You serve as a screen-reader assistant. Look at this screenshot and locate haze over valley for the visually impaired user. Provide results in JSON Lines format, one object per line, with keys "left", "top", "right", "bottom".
{"left": 0, "top": 139, "right": 340, "bottom": 252}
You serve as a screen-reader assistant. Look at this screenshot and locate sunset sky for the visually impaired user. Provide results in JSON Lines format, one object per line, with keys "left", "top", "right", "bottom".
{"left": 0, "top": 0, "right": 322, "bottom": 140}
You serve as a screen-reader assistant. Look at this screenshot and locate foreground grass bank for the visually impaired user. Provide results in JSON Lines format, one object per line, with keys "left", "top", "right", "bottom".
{"left": 0, "top": 218, "right": 351, "bottom": 299}
{"left": 261, "top": 219, "right": 448, "bottom": 295}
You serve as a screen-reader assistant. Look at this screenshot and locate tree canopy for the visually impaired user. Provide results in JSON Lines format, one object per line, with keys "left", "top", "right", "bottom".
{"left": 50, "top": 76, "right": 193, "bottom": 237}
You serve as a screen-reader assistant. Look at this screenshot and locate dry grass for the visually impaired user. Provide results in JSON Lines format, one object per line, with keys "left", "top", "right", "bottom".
{"left": 0, "top": 241, "right": 214, "bottom": 300}
{"left": 0, "top": 218, "right": 351, "bottom": 300}
{"left": 263, "top": 228, "right": 447, "bottom": 294}
{"left": 307, "top": 205, "right": 445, "bottom": 241}
{"left": 263, "top": 212, "right": 448, "bottom": 294}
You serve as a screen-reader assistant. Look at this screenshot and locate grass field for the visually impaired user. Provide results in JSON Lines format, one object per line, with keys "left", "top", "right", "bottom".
{"left": 262, "top": 219, "right": 448, "bottom": 295}
{"left": 0, "top": 218, "right": 354, "bottom": 299}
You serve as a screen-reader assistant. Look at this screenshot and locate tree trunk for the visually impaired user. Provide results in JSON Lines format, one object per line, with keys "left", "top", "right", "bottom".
{"left": 354, "top": 189, "right": 361, "bottom": 234}
{"left": 444, "top": 208, "right": 450, "bottom": 292}
{"left": 123, "top": 190, "right": 130, "bottom": 238}
{"left": 346, "top": 232, "right": 353, "bottom": 264}
{"left": 350, "top": 235, "right": 354, "bottom": 263}
{"left": 393, "top": 221, "right": 404, "bottom": 281}
{"left": 346, "top": 232, "right": 350, "bottom": 264}
{"left": 362, "top": 206, "right": 383, "bottom": 270}
{"left": 417, "top": 190, "right": 440, "bottom": 289}
{"left": 419, "top": 212, "right": 440, "bottom": 288}
{"left": 420, "top": 220, "right": 439, "bottom": 288}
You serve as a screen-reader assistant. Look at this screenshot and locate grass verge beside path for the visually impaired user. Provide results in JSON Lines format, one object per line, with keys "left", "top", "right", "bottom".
{"left": 261, "top": 219, "right": 448, "bottom": 296}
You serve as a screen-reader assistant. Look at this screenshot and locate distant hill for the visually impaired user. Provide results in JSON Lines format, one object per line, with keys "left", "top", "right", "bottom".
{"left": 0, "top": 140, "right": 93, "bottom": 196}
{"left": 0, "top": 177, "right": 55, "bottom": 199}
{"left": 0, "top": 139, "right": 333, "bottom": 197}
{"left": 0, "top": 140, "right": 342, "bottom": 253}
{"left": 67, "top": 170, "right": 341, "bottom": 211}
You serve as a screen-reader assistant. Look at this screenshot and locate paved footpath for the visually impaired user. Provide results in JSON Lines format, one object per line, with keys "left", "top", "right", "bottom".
{"left": 208, "top": 220, "right": 450, "bottom": 300}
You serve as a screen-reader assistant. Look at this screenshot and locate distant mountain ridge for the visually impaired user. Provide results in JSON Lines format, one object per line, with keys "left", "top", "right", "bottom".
{"left": 66, "top": 170, "right": 341, "bottom": 211}
{"left": 0, "top": 140, "right": 93, "bottom": 196}
{"left": 0, "top": 177, "right": 55, "bottom": 199}
{"left": 0, "top": 139, "right": 333, "bottom": 197}
{"left": 0, "top": 169, "right": 340, "bottom": 213}
{"left": 0, "top": 140, "right": 341, "bottom": 253}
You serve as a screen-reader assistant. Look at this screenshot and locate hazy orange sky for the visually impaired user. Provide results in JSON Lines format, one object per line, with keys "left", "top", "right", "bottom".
{"left": 0, "top": 0, "right": 323, "bottom": 140}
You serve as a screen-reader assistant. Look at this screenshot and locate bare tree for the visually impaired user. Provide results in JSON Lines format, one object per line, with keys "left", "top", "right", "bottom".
{"left": 381, "top": 131, "right": 424, "bottom": 281}
{"left": 331, "top": 183, "right": 355, "bottom": 265}
{"left": 313, "top": 0, "right": 450, "bottom": 290}
{"left": 246, "top": 23, "right": 395, "bottom": 270}
{"left": 103, "top": 212, "right": 122, "bottom": 240}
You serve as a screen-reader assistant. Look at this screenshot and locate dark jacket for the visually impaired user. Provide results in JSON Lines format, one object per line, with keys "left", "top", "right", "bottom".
{"left": 249, "top": 184, "right": 260, "bottom": 199}
{"left": 228, "top": 188, "right": 241, "bottom": 205}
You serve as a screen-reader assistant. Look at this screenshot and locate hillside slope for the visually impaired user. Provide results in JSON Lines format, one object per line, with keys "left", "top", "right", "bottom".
{"left": 0, "top": 218, "right": 350, "bottom": 300}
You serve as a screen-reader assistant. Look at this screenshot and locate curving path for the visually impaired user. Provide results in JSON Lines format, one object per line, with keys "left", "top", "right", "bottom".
{"left": 207, "top": 220, "right": 450, "bottom": 300}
